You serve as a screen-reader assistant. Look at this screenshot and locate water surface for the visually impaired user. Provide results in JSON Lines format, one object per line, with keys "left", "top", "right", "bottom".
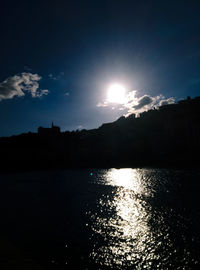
{"left": 0, "top": 168, "right": 200, "bottom": 269}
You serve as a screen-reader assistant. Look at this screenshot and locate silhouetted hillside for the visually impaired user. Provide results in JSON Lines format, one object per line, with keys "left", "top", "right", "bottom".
{"left": 1, "top": 96, "right": 200, "bottom": 171}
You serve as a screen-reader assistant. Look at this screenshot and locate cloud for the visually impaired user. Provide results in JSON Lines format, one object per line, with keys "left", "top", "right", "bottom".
{"left": 133, "top": 95, "right": 153, "bottom": 110}
{"left": 48, "top": 73, "right": 57, "bottom": 80}
{"left": 126, "top": 92, "right": 162, "bottom": 114}
{"left": 126, "top": 92, "right": 175, "bottom": 115}
{"left": 0, "top": 72, "right": 49, "bottom": 101}
{"left": 159, "top": 97, "right": 175, "bottom": 106}
{"left": 77, "top": 125, "right": 83, "bottom": 130}
{"left": 48, "top": 72, "right": 64, "bottom": 81}
{"left": 97, "top": 89, "right": 175, "bottom": 115}
{"left": 96, "top": 101, "right": 109, "bottom": 107}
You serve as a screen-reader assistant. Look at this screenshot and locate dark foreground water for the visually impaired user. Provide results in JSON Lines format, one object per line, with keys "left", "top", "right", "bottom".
{"left": 0, "top": 169, "right": 200, "bottom": 269}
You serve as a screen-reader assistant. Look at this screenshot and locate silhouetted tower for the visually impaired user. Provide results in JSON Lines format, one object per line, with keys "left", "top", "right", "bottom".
{"left": 38, "top": 121, "right": 61, "bottom": 135}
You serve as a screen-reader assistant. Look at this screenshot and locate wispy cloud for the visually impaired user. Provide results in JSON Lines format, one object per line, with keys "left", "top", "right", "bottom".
{"left": 48, "top": 72, "right": 65, "bottom": 81}
{"left": 0, "top": 72, "right": 49, "bottom": 101}
{"left": 97, "top": 90, "right": 175, "bottom": 115}
{"left": 96, "top": 101, "right": 109, "bottom": 107}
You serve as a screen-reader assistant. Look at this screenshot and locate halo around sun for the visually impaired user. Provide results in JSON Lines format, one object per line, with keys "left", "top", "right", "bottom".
{"left": 107, "top": 83, "right": 126, "bottom": 104}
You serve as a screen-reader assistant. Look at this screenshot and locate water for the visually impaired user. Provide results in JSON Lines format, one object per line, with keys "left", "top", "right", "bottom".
{"left": 0, "top": 168, "right": 200, "bottom": 269}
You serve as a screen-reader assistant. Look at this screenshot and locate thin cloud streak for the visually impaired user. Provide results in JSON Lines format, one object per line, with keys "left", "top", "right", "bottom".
{"left": 48, "top": 72, "right": 65, "bottom": 81}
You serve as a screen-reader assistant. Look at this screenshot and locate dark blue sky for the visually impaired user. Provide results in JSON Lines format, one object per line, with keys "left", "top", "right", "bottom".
{"left": 0, "top": 0, "right": 200, "bottom": 136}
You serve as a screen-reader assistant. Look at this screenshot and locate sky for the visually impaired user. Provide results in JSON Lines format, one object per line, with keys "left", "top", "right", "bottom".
{"left": 0, "top": 0, "right": 200, "bottom": 136}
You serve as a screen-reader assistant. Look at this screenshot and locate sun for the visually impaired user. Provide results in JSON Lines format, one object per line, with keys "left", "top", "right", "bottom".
{"left": 107, "top": 83, "right": 126, "bottom": 104}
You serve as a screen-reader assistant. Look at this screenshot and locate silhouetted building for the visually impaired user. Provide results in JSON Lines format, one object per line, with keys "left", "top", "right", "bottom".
{"left": 38, "top": 122, "right": 60, "bottom": 136}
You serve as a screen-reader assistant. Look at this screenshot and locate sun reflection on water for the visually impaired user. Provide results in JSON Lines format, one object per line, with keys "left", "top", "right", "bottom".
{"left": 89, "top": 168, "right": 168, "bottom": 269}
{"left": 106, "top": 168, "right": 142, "bottom": 192}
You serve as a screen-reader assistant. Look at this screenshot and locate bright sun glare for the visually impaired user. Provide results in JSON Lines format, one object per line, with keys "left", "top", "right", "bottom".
{"left": 107, "top": 83, "right": 126, "bottom": 104}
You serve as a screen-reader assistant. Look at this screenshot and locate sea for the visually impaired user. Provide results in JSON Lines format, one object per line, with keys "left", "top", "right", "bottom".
{"left": 0, "top": 168, "right": 200, "bottom": 270}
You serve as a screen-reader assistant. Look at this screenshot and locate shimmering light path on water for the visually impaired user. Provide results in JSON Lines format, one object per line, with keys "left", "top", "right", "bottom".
{"left": 88, "top": 169, "right": 200, "bottom": 269}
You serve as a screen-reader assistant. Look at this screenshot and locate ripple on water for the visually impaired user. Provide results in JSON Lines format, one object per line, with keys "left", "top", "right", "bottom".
{"left": 88, "top": 168, "right": 199, "bottom": 269}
